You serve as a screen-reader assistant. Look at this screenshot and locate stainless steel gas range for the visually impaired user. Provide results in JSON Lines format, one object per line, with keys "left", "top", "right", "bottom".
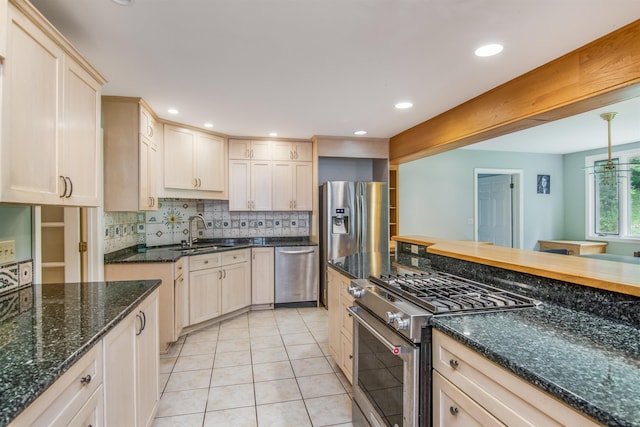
{"left": 347, "top": 270, "right": 541, "bottom": 427}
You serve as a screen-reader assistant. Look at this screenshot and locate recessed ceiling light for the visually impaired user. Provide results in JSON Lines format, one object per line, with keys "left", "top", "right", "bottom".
{"left": 354, "top": 130, "right": 367, "bottom": 136}
{"left": 204, "top": 123, "right": 214, "bottom": 128}
{"left": 167, "top": 108, "right": 179, "bottom": 115}
{"left": 269, "top": 132, "right": 278, "bottom": 137}
{"left": 111, "top": 0, "right": 134, "bottom": 5}
{"left": 395, "top": 102, "right": 413, "bottom": 110}
{"left": 475, "top": 43, "right": 503, "bottom": 57}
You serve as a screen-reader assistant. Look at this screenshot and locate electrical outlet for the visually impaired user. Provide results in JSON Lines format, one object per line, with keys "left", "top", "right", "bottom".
{"left": 411, "top": 244, "right": 419, "bottom": 254}
{"left": 411, "top": 257, "right": 419, "bottom": 267}
{"left": 0, "top": 240, "right": 16, "bottom": 264}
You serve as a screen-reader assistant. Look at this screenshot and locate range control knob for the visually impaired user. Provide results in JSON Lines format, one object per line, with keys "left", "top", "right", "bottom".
{"left": 385, "top": 312, "right": 402, "bottom": 324}
{"left": 348, "top": 285, "right": 365, "bottom": 298}
{"left": 394, "top": 317, "right": 410, "bottom": 331}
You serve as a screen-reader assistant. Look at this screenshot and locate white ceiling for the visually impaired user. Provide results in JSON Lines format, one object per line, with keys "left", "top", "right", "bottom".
{"left": 30, "top": 0, "right": 640, "bottom": 152}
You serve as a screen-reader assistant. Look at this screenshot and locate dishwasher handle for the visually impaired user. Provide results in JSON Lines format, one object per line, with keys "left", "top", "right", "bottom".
{"left": 278, "top": 249, "right": 316, "bottom": 255}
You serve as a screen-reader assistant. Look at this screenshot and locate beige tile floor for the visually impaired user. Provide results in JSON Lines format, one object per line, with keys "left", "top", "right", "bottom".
{"left": 152, "top": 307, "right": 354, "bottom": 427}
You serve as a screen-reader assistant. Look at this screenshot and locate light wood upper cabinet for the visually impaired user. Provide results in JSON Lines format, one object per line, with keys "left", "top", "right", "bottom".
{"left": 103, "top": 98, "right": 159, "bottom": 211}
{"left": 228, "top": 139, "right": 312, "bottom": 211}
{"left": 272, "top": 161, "right": 313, "bottom": 211}
{"left": 0, "top": 1, "right": 104, "bottom": 206}
{"left": 164, "top": 124, "right": 227, "bottom": 194}
{"left": 0, "top": 0, "right": 7, "bottom": 59}
{"left": 228, "top": 139, "right": 271, "bottom": 160}
{"left": 271, "top": 141, "right": 312, "bottom": 161}
{"left": 229, "top": 159, "right": 272, "bottom": 211}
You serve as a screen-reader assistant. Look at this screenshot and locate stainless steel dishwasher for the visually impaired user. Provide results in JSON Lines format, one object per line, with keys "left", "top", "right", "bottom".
{"left": 274, "top": 245, "right": 319, "bottom": 307}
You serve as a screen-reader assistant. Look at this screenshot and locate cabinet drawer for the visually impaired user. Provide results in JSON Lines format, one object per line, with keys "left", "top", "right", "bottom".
{"left": 433, "top": 371, "right": 504, "bottom": 427}
{"left": 11, "top": 341, "right": 103, "bottom": 427}
{"left": 190, "top": 253, "right": 221, "bottom": 271}
{"left": 432, "top": 330, "right": 600, "bottom": 427}
{"left": 340, "top": 294, "right": 354, "bottom": 338}
{"left": 222, "top": 249, "right": 249, "bottom": 265}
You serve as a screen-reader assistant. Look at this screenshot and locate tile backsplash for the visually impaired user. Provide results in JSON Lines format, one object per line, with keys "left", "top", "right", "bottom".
{"left": 104, "top": 199, "right": 310, "bottom": 254}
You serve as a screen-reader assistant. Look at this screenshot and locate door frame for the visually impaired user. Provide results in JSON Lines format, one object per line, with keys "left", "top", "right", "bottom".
{"left": 473, "top": 168, "right": 524, "bottom": 249}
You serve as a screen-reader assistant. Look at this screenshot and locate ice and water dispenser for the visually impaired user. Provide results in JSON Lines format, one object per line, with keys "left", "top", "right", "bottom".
{"left": 331, "top": 208, "right": 350, "bottom": 234}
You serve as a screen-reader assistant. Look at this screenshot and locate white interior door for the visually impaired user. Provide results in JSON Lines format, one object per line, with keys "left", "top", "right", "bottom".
{"left": 474, "top": 169, "right": 523, "bottom": 249}
{"left": 477, "top": 174, "right": 512, "bottom": 247}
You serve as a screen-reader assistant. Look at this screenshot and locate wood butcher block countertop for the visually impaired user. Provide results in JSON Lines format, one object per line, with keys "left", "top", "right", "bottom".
{"left": 393, "top": 236, "right": 640, "bottom": 297}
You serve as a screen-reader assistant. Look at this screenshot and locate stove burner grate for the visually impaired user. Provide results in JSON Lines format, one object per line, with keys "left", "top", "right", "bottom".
{"left": 370, "top": 272, "right": 538, "bottom": 313}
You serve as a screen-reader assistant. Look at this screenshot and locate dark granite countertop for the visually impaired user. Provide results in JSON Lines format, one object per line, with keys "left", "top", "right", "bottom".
{"left": 329, "top": 251, "right": 640, "bottom": 426}
{"left": 105, "top": 237, "right": 317, "bottom": 264}
{"left": 0, "top": 280, "right": 160, "bottom": 426}
{"left": 432, "top": 305, "right": 640, "bottom": 427}
{"left": 327, "top": 251, "right": 430, "bottom": 279}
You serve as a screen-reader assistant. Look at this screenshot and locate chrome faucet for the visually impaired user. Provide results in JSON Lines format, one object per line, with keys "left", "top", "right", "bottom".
{"left": 187, "top": 214, "right": 208, "bottom": 248}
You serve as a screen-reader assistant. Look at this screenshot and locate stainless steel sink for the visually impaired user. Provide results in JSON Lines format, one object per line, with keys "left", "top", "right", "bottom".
{"left": 168, "top": 244, "right": 234, "bottom": 252}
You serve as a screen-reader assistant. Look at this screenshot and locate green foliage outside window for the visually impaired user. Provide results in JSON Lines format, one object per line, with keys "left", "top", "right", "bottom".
{"left": 631, "top": 157, "right": 640, "bottom": 236}
{"left": 595, "top": 159, "right": 619, "bottom": 235}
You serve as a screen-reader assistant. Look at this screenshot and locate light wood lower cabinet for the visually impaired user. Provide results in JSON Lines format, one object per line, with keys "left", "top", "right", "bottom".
{"left": 187, "top": 249, "right": 251, "bottom": 327}
{"left": 9, "top": 342, "right": 103, "bottom": 427}
{"left": 105, "top": 259, "right": 181, "bottom": 353}
{"left": 104, "top": 291, "right": 159, "bottom": 427}
{"left": 251, "top": 247, "right": 275, "bottom": 307}
{"left": 189, "top": 261, "right": 222, "bottom": 324}
{"left": 10, "top": 291, "right": 158, "bottom": 427}
{"left": 327, "top": 266, "right": 355, "bottom": 383}
{"left": 432, "top": 330, "right": 600, "bottom": 427}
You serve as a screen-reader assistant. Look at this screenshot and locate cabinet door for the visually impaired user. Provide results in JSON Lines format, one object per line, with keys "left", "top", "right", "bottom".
{"left": 251, "top": 248, "right": 275, "bottom": 305}
{"left": 164, "top": 125, "right": 195, "bottom": 189}
{"left": 2, "top": 6, "right": 63, "bottom": 204}
{"left": 294, "top": 142, "right": 313, "bottom": 161}
{"left": 221, "top": 262, "right": 251, "bottom": 314}
{"left": 251, "top": 161, "right": 272, "bottom": 211}
{"left": 136, "top": 293, "right": 159, "bottom": 427}
{"left": 340, "top": 333, "right": 353, "bottom": 383}
{"left": 271, "top": 141, "right": 293, "bottom": 161}
{"left": 228, "top": 139, "right": 251, "bottom": 159}
{"left": 140, "top": 106, "right": 156, "bottom": 140}
{"left": 293, "top": 162, "right": 313, "bottom": 211}
{"left": 103, "top": 311, "right": 136, "bottom": 426}
{"left": 0, "top": 0, "right": 6, "bottom": 59}
{"left": 138, "top": 136, "right": 153, "bottom": 211}
{"left": 250, "top": 140, "right": 271, "bottom": 160}
{"left": 229, "top": 160, "right": 251, "bottom": 211}
{"left": 195, "top": 133, "right": 225, "bottom": 192}
{"left": 189, "top": 268, "right": 221, "bottom": 324}
{"left": 272, "top": 162, "right": 293, "bottom": 210}
{"left": 327, "top": 269, "right": 341, "bottom": 362}
{"left": 175, "top": 274, "right": 184, "bottom": 338}
{"left": 60, "top": 58, "right": 101, "bottom": 206}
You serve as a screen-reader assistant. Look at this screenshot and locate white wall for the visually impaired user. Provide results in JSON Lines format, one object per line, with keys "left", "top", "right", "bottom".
{"left": 399, "top": 149, "right": 564, "bottom": 250}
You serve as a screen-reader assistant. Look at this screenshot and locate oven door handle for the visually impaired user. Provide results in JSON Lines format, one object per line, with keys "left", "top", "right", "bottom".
{"left": 348, "top": 306, "right": 406, "bottom": 355}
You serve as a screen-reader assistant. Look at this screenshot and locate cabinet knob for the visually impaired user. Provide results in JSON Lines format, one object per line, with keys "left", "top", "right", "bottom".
{"left": 204, "top": 260, "right": 209, "bottom": 264}
{"left": 80, "top": 374, "right": 92, "bottom": 385}
{"left": 449, "top": 406, "right": 459, "bottom": 416}
{"left": 449, "top": 359, "right": 459, "bottom": 369}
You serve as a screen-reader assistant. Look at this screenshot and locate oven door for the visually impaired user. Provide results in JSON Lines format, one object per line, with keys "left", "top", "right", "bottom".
{"left": 348, "top": 305, "right": 420, "bottom": 427}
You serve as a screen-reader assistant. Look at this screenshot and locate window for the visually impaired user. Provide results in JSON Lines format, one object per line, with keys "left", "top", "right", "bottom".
{"left": 587, "top": 149, "right": 640, "bottom": 240}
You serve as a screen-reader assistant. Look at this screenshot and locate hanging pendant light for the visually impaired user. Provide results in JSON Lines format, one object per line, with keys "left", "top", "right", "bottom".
{"left": 599, "top": 112, "right": 618, "bottom": 186}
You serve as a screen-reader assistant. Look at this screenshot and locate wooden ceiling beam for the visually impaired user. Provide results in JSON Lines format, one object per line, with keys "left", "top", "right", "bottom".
{"left": 389, "top": 19, "right": 640, "bottom": 164}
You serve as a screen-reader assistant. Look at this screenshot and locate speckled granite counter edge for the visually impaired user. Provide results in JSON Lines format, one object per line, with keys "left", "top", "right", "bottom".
{"left": 431, "top": 319, "right": 625, "bottom": 427}
{"left": 3, "top": 280, "right": 161, "bottom": 426}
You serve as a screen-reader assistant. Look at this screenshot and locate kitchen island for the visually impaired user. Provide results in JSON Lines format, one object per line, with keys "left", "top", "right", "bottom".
{"left": 0, "top": 279, "right": 160, "bottom": 426}
{"left": 329, "top": 239, "right": 640, "bottom": 426}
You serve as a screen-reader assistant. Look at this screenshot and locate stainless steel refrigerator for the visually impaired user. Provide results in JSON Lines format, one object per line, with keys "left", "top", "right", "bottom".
{"left": 319, "top": 181, "right": 389, "bottom": 307}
